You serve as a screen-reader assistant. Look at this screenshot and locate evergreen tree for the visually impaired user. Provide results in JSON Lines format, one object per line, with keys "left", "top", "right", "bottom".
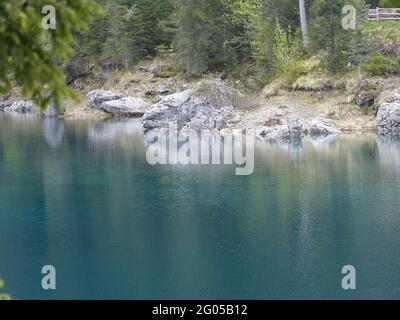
{"left": 309, "top": 0, "right": 369, "bottom": 73}
{"left": 175, "top": 0, "right": 227, "bottom": 77}
{"left": 101, "top": 1, "right": 130, "bottom": 70}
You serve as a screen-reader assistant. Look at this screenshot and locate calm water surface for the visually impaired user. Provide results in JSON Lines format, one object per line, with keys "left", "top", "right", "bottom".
{"left": 1, "top": 113, "right": 400, "bottom": 299}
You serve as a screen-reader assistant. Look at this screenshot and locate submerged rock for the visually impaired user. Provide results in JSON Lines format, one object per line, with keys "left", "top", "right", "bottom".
{"left": 142, "top": 80, "right": 242, "bottom": 130}
{"left": 376, "top": 101, "right": 400, "bottom": 134}
{"left": 309, "top": 117, "right": 340, "bottom": 137}
{"left": 4, "top": 100, "right": 35, "bottom": 114}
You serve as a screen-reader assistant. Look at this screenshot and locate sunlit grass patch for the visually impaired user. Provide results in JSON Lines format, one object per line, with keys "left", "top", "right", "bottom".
{"left": 363, "top": 20, "right": 400, "bottom": 42}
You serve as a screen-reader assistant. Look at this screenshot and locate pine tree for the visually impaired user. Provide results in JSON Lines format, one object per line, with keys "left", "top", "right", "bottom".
{"left": 175, "top": 0, "right": 227, "bottom": 77}
{"left": 101, "top": 1, "right": 130, "bottom": 70}
{"left": 123, "top": 0, "right": 174, "bottom": 64}
{"left": 309, "top": 0, "right": 370, "bottom": 73}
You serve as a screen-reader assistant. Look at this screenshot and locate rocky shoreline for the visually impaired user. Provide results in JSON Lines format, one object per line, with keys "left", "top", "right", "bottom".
{"left": 1, "top": 78, "right": 400, "bottom": 141}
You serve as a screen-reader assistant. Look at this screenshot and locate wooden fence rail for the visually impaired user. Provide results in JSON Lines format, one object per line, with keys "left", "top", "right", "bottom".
{"left": 368, "top": 7, "right": 400, "bottom": 21}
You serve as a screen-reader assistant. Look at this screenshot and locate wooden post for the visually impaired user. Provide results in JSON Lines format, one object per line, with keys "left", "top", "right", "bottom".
{"left": 377, "top": 7, "right": 380, "bottom": 21}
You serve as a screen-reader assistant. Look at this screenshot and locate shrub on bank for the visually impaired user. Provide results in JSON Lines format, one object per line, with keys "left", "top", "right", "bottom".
{"left": 362, "top": 53, "right": 400, "bottom": 76}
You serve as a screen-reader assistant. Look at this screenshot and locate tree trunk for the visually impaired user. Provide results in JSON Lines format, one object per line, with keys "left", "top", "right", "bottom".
{"left": 299, "top": 0, "right": 309, "bottom": 48}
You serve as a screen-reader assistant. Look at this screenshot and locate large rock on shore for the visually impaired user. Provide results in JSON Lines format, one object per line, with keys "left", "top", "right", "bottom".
{"left": 0, "top": 95, "right": 13, "bottom": 111}
{"left": 4, "top": 100, "right": 35, "bottom": 114}
{"left": 142, "top": 80, "right": 242, "bottom": 130}
{"left": 288, "top": 117, "right": 305, "bottom": 139}
{"left": 257, "top": 117, "right": 305, "bottom": 142}
{"left": 87, "top": 90, "right": 149, "bottom": 117}
{"left": 101, "top": 97, "right": 149, "bottom": 117}
{"left": 309, "top": 117, "right": 340, "bottom": 136}
{"left": 87, "top": 90, "right": 124, "bottom": 108}
{"left": 376, "top": 101, "right": 400, "bottom": 134}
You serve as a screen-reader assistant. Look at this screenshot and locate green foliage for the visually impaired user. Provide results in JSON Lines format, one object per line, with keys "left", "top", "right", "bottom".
{"left": 127, "top": 0, "right": 174, "bottom": 63}
{"left": 381, "top": 0, "right": 400, "bottom": 7}
{"left": 73, "top": 0, "right": 174, "bottom": 69}
{"left": 362, "top": 52, "right": 400, "bottom": 75}
{"left": 0, "top": 0, "right": 101, "bottom": 108}
{"left": 175, "top": 0, "right": 227, "bottom": 77}
{"left": 272, "top": 20, "right": 302, "bottom": 80}
{"left": 224, "top": 0, "right": 268, "bottom": 65}
{"left": 2, "top": 0, "right": 398, "bottom": 102}
{"left": 309, "top": 0, "right": 366, "bottom": 73}
{"left": 362, "top": 20, "right": 400, "bottom": 57}
{"left": 156, "top": 44, "right": 175, "bottom": 59}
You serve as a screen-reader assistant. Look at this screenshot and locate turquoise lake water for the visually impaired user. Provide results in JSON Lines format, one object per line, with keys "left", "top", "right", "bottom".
{"left": 1, "top": 113, "right": 400, "bottom": 299}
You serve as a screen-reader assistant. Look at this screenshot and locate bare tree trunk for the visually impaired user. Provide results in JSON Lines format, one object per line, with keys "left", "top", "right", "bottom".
{"left": 299, "top": 0, "right": 309, "bottom": 48}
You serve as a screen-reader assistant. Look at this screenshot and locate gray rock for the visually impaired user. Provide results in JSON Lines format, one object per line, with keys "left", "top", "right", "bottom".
{"left": 376, "top": 101, "right": 400, "bottom": 134}
{"left": 142, "top": 90, "right": 199, "bottom": 129}
{"left": 4, "top": 100, "right": 35, "bottom": 114}
{"left": 257, "top": 125, "right": 291, "bottom": 142}
{"left": 87, "top": 90, "right": 123, "bottom": 108}
{"left": 142, "top": 81, "right": 242, "bottom": 130}
{"left": 159, "top": 85, "right": 170, "bottom": 95}
{"left": 288, "top": 117, "right": 305, "bottom": 139}
{"left": 87, "top": 90, "right": 148, "bottom": 118}
{"left": 309, "top": 117, "right": 340, "bottom": 136}
{"left": 145, "top": 88, "right": 157, "bottom": 96}
{"left": 257, "top": 117, "right": 305, "bottom": 142}
{"left": 0, "top": 94, "right": 13, "bottom": 111}
{"left": 264, "top": 117, "right": 281, "bottom": 127}
{"left": 192, "top": 79, "right": 242, "bottom": 109}
{"left": 187, "top": 106, "right": 239, "bottom": 131}
{"left": 101, "top": 97, "right": 150, "bottom": 117}
{"left": 149, "top": 64, "right": 160, "bottom": 77}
